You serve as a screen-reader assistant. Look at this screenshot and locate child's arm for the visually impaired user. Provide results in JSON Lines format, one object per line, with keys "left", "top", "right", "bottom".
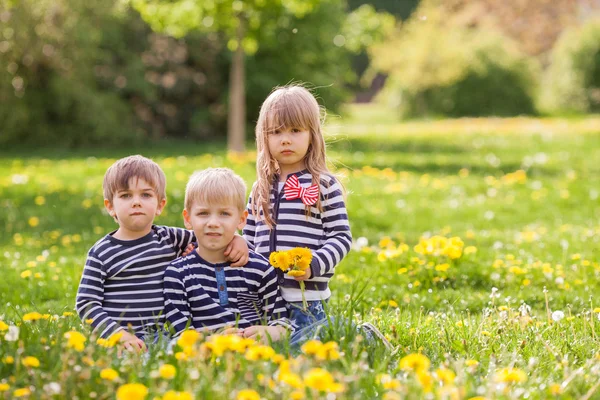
{"left": 308, "top": 178, "right": 352, "bottom": 278}
{"left": 163, "top": 226, "right": 196, "bottom": 257}
{"left": 163, "top": 264, "right": 193, "bottom": 338}
{"left": 75, "top": 251, "right": 122, "bottom": 339}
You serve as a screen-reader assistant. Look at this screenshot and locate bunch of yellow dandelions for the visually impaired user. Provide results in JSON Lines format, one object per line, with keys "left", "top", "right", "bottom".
{"left": 269, "top": 248, "right": 312, "bottom": 310}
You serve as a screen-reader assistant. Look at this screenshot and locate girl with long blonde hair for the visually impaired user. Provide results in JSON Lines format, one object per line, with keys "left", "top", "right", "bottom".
{"left": 243, "top": 85, "right": 352, "bottom": 330}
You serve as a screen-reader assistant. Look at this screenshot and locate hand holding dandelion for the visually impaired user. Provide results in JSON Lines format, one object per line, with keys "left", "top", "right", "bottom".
{"left": 269, "top": 248, "right": 313, "bottom": 310}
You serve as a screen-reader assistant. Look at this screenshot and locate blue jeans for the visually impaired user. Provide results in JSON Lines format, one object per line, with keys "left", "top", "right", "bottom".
{"left": 286, "top": 300, "right": 328, "bottom": 331}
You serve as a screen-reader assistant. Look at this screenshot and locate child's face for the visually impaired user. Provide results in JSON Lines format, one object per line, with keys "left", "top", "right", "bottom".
{"left": 268, "top": 127, "right": 310, "bottom": 175}
{"left": 183, "top": 201, "right": 247, "bottom": 263}
{"left": 104, "top": 178, "right": 166, "bottom": 239}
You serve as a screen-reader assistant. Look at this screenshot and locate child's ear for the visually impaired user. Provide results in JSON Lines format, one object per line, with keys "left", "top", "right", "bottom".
{"left": 155, "top": 198, "right": 167, "bottom": 216}
{"left": 104, "top": 199, "right": 117, "bottom": 221}
{"left": 237, "top": 210, "right": 248, "bottom": 230}
{"left": 182, "top": 209, "right": 193, "bottom": 230}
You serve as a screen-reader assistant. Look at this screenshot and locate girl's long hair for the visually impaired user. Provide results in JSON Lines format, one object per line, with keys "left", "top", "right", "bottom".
{"left": 251, "top": 85, "right": 331, "bottom": 228}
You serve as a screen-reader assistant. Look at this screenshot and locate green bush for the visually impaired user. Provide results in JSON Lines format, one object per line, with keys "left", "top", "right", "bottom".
{"left": 370, "top": 1, "right": 539, "bottom": 118}
{"left": 541, "top": 17, "right": 600, "bottom": 114}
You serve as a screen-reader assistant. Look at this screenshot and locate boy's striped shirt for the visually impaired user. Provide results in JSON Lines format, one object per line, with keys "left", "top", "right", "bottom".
{"left": 243, "top": 171, "right": 352, "bottom": 302}
{"left": 76, "top": 225, "right": 194, "bottom": 339}
{"left": 164, "top": 250, "right": 292, "bottom": 337}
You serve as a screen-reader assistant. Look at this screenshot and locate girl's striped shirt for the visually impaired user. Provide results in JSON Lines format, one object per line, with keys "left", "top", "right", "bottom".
{"left": 243, "top": 170, "right": 352, "bottom": 302}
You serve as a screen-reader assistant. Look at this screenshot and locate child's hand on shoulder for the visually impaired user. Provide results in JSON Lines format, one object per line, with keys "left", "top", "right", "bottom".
{"left": 181, "top": 243, "right": 196, "bottom": 257}
{"left": 292, "top": 268, "right": 312, "bottom": 281}
{"left": 225, "top": 235, "right": 249, "bottom": 267}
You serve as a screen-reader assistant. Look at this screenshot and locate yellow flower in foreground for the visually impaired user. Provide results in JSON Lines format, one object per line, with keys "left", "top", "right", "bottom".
{"left": 3, "top": 356, "right": 15, "bottom": 364}
{"left": 177, "top": 330, "right": 201, "bottom": 348}
{"left": 28, "top": 217, "right": 39, "bottom": 227}
{"left": 0, "top": 321, "right": 8, "bottom": 331}
{"left": 289, "top": 390, "right": 304, "bottom": 400}
{"left": 22, "top": 312, "right": 43, "bottom": 321}
{"left": 399, "top": 353, "right": 430, "bottom": 373}
{"left": 22, "top": 356, "right": 40, "bottom": 368}
{"left": 13, "top": 388, "right": 31, "bottom": 398}
{"left": 494, "top": 367, "right": 527, "bottom": 383}
{"left": 64, "top": 330, "right": 86, "bottom": 352}
{"left": 303, "top": 368, "right": 343, "bottom": 393}
{"left": 159, "top": 364, "right": 177, "bottom": 379}
{"left": 100, "top": 368, "right": 119, "bottom": 381}
{"left": 0, "top": 383, "right": 9, "bottom": 392}
{"left": 549, "top": 383, "right": 562, "bottom": 395}
{"left": 236, "top": 389, "right": 260, "bottom": 400}
{"left": 245, "top": 345, "right": 276, "bottom": 361}
{"left": 116, "top": 383, "right": 148, "bottom": 400}
{"left": 435, "top": 368, "right": 456, "bottom": 385}
{"left": 163, "top": 390, "right": 194, "bottom": 400}
{"left": 465, "top": 359, "right": 479, "bottom": 367}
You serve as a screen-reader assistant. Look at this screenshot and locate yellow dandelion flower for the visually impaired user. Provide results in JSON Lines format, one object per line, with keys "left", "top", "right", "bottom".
{"left": 100, "top": 368, "right": 119, "bottom": 381}
{"left": 62, "top": 312, "right": 74, "bottom": 317}
{"left": 177, "top": 330, "right": 201, "bottom": 348}
{"left": 35, "top": 196, "right": 46, "bottom": 205}
{"left": 64, "top": 330, "right": 86, "bottom": 352}
{"left": 417, "top": 371, "right": 433, "bottom": 392}
{"left": 388, "top": 300, "right": 398, "bottom": 308}
{"left": 13, "top": 388, "right": 31, "bottom": 398}
{"left": 163, "top": 390, "right": 193, "bottom": 400}
{"left": 494, "top": 367, "right": 527, "bottom": 383}
{"left": 22, "top": 312, "right": 43, "bottom": 321}
{"left": 465, "top": 359, "right": 479, "bottom": 367}
{"left": 301, "top": 340, "right": 322, "bottom": 356}
{"left": 116, "top": 383, "right": 148, "bottom": 400}
{"left": 245, "top": 345, "right": 276, "bottom": 361}
{"left": 274, "top": 252, "right": 291, "bottom": 270}
{"left": 22, "top": 356, "right": 40, "bottom": 368}
{"left": 289, "top": 390, "right": 304, "bottom": 400}
{"left": 287, "top": 270, "right": 306, "bottom": 277}
{"left": 435, "top": 368, "right": 456, "bottom": 385}
{"left": 159, "top": 364, "right": 177, "bottom": 379}
{"left": 464, "top": 246, "right": 477, "bottom": 255}
{"left": 279, "top": 372, "right": 303, "bottom": 389}
{"left": 236, "top": 389, "right": 260, "bottom": 400}
{"left": 85, "top": 318, "right": 94, "bottom": 324}
{"left": 0, "top": 383, "right": 9, "bottom": 392}
{"left": 20, "top": 270, "right": 32, "bottom": 279}
{"left": 549, "top": 383, "right": 562, "bottom": 395}
{"left": 303, "top": 368, "right": 343, "bottom": 393}
{"left": 399, "top": 353, "right": 430, "bottom": 373}
{"left": 0, "top": 321, "right": 8, "bottom": 331}
{"left": 28, "top": 217, "right": 39, "bottom": 227}
{"left": 3, "top": 356, "right": 15, "bottom": 364}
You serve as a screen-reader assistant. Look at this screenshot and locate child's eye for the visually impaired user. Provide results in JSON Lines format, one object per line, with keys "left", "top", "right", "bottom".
{"left": 221, "top": 212, "right": 231, "bottom": 216}
{"left": 291, "top": 128, "right": 301, "bottom": 133}
{"left": 142, "top": 193, "right": 152, "bottom": 198}
{"left": 120, "top": 193, "right": 131, "bottom": 198}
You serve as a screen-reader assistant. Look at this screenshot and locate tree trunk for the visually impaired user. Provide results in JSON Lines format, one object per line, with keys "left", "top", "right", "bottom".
{"left": 227, "top": 16, "right": 246, "bottom": 153}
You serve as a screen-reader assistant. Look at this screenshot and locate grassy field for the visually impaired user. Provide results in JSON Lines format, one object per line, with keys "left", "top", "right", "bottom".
{"left": 1, "top": 106, "right": 600, "bottom": 399}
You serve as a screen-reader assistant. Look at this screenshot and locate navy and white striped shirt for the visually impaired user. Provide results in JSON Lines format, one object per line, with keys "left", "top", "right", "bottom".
{"left": 76, "top": 225, "right": 194, "bottom": 339}
{"left": 163, "top": 250, "right": 292, "bottom": 338}
{"left": 243, "top": 170, "right": 352, "bottom": 302}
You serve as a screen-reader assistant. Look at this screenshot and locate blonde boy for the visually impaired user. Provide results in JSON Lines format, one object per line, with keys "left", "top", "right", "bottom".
{"left": 76, "top": 156, "right": 248, "bottom": 352}
{"left": 164, "top": 168, "right": 291, "bottom": 341}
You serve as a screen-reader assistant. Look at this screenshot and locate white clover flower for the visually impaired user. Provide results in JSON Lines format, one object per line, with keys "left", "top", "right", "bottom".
{"left": 4, "top": 325, "right": 19, "bottom": 341}
{"left": 552, "top": 311, "right": 565, "bottom": 322}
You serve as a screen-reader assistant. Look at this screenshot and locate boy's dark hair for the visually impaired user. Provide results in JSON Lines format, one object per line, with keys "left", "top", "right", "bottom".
{"left": 103, "top": 155, "right": 167, "bottom": 202}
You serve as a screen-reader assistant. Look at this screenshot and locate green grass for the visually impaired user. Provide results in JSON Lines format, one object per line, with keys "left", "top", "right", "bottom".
{"left": 1, "top": 107, "right": 600, "bottom": 399}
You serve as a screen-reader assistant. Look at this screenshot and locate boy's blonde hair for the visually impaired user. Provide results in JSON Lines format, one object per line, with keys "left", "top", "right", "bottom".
{"left": 103, "top": 155, "right": 167, "bottom": 202}
{"left": 185, "top": 168, "right": 247, "bottom": 211}
{"left": 251, "top": 84, "right": 331, "bottom": 227}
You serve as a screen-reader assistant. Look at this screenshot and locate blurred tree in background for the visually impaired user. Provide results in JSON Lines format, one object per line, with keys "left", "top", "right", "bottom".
{"left": 370, "top": 0, "right": 539, "bottom": 117}
{"left": 541, "top": 17, "right": 600, "bottom": 114}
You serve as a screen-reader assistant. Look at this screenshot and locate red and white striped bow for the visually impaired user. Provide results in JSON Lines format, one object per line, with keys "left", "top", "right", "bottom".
{"left": 283, "top": 175, "right": 319, "bottom": 205}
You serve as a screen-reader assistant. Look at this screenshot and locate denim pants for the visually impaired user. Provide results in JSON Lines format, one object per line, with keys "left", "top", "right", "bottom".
{"left": 286, "top": 300, "right": 328, "bottom": 331}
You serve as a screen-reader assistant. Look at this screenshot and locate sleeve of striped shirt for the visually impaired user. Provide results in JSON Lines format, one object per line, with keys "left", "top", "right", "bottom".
{"left": 75, "top": 250, "right": 121, "bottom": 338}
{"left": 258, "top": 266, "right": 294, "bottom": 333}
{"left": 243, "top": 193, "right": 257, "bottom": 248}
{"left": 163, "top": 264, "right": 192, "bottom": 338}
{"left": 309, "top": 178, "right": 353, "bottom": 278}
{"left": 164, "top": 226, "right": 196, "bottom": 257}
